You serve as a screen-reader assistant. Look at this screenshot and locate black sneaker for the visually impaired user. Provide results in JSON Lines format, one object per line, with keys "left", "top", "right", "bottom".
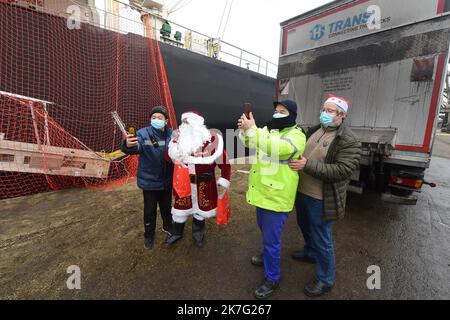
{"left": 144, "top": 237, "right": 154, "bottom": 250}
{"left": 254, "top": 279, "right": 279, "bottom": 300}
{"left": 304, "top": 278, "right": 333, "bottom": 297}
{"left": 251, "top": 254, "right": 264, "bottom": 267}
{"left": 165, "top": 234, "right": 182, "bottom": 246}
{"left": 192, "top": 233, "right": 205, "bottom": 248}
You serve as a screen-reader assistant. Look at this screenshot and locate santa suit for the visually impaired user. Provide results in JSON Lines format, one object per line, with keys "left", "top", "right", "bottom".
{"left": 168, "top": 130, "right": 231, "bottom": 223}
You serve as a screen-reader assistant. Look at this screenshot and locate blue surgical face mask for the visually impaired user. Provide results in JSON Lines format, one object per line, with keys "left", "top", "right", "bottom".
{"left": 151, "top": 119, "right": 165, "bottom": 130}
{"left": 320, "top": 112, "right": 335, "bottom": 127}
{"left": 273, "top": 113, "right": 289, "bottom": 119}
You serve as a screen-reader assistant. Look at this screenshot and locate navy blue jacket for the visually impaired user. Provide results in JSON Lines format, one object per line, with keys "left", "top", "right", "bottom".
{"left": 121, "top": 126, "right": 174, "bottom": 191}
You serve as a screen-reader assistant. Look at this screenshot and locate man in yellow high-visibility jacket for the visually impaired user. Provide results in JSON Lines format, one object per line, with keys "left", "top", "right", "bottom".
{"left": 238, "top": 100, "right": 306, "bottom": 300}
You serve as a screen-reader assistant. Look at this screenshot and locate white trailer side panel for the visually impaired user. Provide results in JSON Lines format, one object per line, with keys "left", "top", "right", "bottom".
{"left": 284, "top": 56, "right": 437, "bottom": 147}
{"left": 279, "top": 15, "right": 450, "bottom": 158}
{"left": 281, "top": 0, "right": 448, "bottom": 55}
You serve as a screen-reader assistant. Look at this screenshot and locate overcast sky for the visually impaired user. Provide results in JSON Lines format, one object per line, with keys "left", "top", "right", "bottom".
{"left": 167, "top": 0, "right": 331, "bottom": 64}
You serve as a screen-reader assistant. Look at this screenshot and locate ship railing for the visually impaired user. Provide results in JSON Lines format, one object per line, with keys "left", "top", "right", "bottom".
{"left": 60, "top": 0, "right": 278, "bottom": 78}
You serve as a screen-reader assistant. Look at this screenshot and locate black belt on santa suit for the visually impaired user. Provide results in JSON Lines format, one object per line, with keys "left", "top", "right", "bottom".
{"left": 189, "top": 172, "right": 214, "bottom": 184}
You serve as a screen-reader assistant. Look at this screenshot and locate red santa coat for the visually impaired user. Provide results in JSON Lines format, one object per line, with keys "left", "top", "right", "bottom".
{"left": 168, "top": 131, "right": 231, "bottom": 222}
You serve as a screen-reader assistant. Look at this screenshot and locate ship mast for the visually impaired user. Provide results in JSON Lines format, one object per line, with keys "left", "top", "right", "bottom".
{"left": 129, "top": 0, "right": 168, "bottom": 40}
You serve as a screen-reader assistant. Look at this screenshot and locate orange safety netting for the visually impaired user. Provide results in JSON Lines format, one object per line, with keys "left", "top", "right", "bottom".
{"left": 0, "top": 1, "right": 177, "bottom": 200}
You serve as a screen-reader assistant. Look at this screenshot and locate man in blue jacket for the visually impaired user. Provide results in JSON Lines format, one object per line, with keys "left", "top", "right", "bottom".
{"left": 121, "top": 106, "right": 174, "bottom": 250}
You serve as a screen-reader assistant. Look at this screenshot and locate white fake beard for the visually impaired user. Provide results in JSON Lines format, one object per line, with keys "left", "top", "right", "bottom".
{"left": 176, "top": 122, "right": 211, "bottom": 161}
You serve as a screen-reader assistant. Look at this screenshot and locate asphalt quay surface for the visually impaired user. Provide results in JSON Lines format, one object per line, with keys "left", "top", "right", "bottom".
{"left": 0, "top": 133, "right": 449, "bottom": 299}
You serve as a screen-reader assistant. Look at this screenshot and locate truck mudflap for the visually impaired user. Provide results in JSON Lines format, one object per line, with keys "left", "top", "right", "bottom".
{"left": 381, "top": 192, "right": 418, "bottom": 205}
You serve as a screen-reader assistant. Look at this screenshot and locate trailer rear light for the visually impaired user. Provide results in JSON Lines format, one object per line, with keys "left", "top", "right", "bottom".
{"left": 391, "top": 176, "right": 423, "bottom": 189}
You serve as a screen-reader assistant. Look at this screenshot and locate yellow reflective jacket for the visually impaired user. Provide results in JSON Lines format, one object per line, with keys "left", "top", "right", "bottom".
{"left": 239, "top": 125, "right": 306, "bottom": 212}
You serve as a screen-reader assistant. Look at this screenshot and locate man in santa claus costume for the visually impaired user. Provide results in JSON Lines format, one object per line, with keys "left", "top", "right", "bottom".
{"left": 165, "top": 111, "right": 231, "bottom": 247}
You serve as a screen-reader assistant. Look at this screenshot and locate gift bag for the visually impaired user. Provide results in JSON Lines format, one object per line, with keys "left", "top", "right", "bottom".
{"left": 173, "top": 163, "right": 191, "bottom": 198}
{"left": 216, "top": 190, "right": 231, "bottom": 225}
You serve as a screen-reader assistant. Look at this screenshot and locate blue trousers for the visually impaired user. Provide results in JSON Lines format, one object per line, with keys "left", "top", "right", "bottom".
{"left": 256, "top": 207, "right": 289, "bottom": 283}
{"left": 295, "top": 193, "right": 336, "bottom": 286}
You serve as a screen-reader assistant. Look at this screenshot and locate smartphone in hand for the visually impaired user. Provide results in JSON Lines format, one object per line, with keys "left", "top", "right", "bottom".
{"left": 244, "top": 102, "right": 252, "bottom": 119}
{"left": 128, "top": 126, "right": 136, "bottom": 137}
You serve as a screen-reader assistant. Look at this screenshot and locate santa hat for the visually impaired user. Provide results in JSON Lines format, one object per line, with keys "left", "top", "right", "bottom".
{"left": 181, "top": 111, "right": 204, "bottom": 125}
{"left": 325, "top": 94, "right": 349, "bottom": 113}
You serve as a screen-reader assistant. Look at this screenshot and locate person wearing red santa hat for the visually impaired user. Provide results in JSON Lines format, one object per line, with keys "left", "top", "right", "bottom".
{"left": 288, "top": 94, "right": 361, "bottom": 297}
{"left": 165, "top": 111, "right": 231, "bottom": 247}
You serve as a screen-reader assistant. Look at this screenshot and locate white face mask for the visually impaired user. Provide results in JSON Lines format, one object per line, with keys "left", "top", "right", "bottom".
{"left": 151, "top": 119, "right": 165, "bottom": 130}
{"left": 273, "top": 113, "right": 289, "bottom": 119}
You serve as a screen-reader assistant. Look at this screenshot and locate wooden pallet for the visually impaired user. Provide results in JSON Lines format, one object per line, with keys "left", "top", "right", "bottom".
{"left": 0, "top": 138, "right": 111, "bottom": 178}
{"left": 0, "top": 90, "right": 129, "bottom": 178}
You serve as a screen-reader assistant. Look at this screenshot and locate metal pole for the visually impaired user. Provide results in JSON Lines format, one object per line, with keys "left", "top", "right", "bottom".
{"left": 43, "top": 102, "right": 50, "bottom": 146}
{"left": 239, "top": 50, "right": 243, "bottom": 67}
{"left": 209, "top": 38, "right": 213, "bottom": 58}
{"left": 154, "top": 13, "right": 158, "bottom": 40}
{"left": 104, "top": 0, "right": 107, "bottom": 28}
{"left": 257, "top": 56, "right": 261, "bottom": 73}
{"left": 29, "top": 101, "right": 42, "bottom": 151}
{"left": 217, "top": 38, "right": 221, "bottom": 60}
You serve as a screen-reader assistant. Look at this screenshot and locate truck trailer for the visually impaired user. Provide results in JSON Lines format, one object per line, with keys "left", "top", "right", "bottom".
{"left": 278, "top": 0, "right": 450, "bottom": 204}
